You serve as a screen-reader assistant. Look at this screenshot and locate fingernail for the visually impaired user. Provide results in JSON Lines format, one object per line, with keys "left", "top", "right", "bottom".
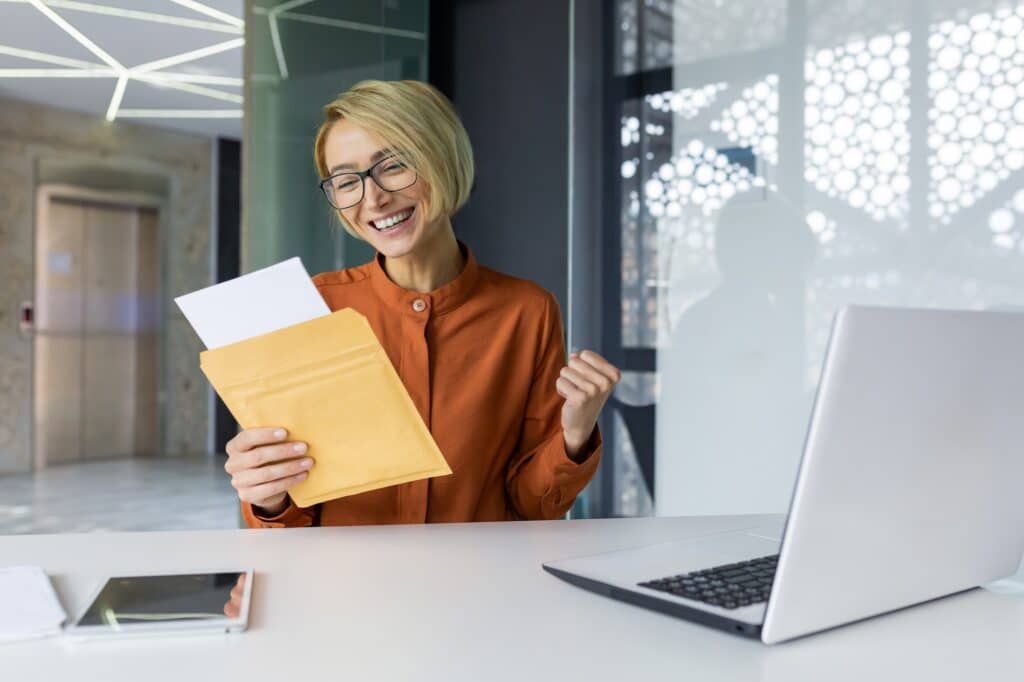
{"left": 300, "top": 458, "right": 313, "bottom": 468}
{"left": 292, "top": 443, "right": 307, "bottom": 454}
{"left": 274, "top": 429, "right": 286, "bottom": 439}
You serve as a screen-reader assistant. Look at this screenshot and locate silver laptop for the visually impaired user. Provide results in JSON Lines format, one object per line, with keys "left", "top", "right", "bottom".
{"left": 544, "top": 305, "right": 1024, "bottom": 644}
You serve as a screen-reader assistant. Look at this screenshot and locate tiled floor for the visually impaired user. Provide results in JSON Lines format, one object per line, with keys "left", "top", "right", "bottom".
{"left": 0, "top": 456, "right": 240, "bottom": 535}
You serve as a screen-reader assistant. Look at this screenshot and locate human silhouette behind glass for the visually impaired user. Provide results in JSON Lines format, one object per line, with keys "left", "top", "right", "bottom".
{"left": 656, "top": 192, "right": 817, "bottom": 516}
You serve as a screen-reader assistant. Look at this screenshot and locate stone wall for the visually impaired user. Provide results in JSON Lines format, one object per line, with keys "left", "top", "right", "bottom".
{"left": 0, "top": 96, "right": 213, "bottom": 475}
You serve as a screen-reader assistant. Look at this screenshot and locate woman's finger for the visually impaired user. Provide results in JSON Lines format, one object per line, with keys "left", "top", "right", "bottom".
{"left": 560, "top": 366, "right": 599, "bottom": 397}
{"left": 576, "top": 350, "right": 622, "bottom": 383}
{"left": 228, "top": 427, "right": 288, "bottom": 455}
{"left": 556, "top": 376, "right": 587, "bottom": 404}
{"left": 237, "top": 472, "right": 308, "bottom": 504}
{"left": 226, "top": 441, "right": 307, "bottom": 474}
{"left": 231, "top": 457, "right": 313, "bottom": 489}
{"left": 568, "top": 357, "right": 615, "bottom": 393}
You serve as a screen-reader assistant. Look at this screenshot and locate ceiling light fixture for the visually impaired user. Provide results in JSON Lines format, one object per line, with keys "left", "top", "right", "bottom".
{"left": 134, "top": 73, "right": 242, "bottom": 103}
{"left": 116, "top": 109, "right": 242, "bottom": 118}
{"left": 167, "top": 0, "right": 243, "bottom": 29}
{"left": 26, "top": 0, "right": 128, "bottom": 120}
{"left": 3, "top": 3, "right": 244, "bottom": 124}
{"left": 263, "top": 1, "right": 318, "bottom": 81}
{"left": 261, "top": 1, "right": 316, "bottom": 81}
{"left": 105, "top": 74, "right": 127, "bottom": 121}
{"left": 0, "top": 44, "right": 106, "bottom": 69}
{"left": 267, "top": 10, "right": 428, "bottom": 41}
{"left": 136, "top": 72, "right": 243, "bottom": 87}
{"left": 268, "top": 15, "right": 288, "bottom": 79}
{"left": 0, "top": 38, "right": 244, "bottom": 112}
{"left": 26, "top": 0, "right": 123, "bottom": 72}
{"left": 0, "top": 68, "right": 114, "bottom": 77}
{"left": 0, "top": 46, "right": 244, "bottom": 91}
{"left": 251, "top": 0, "right": 427, "bottom": 80}
{"left": 130, "top": 37, "right": 245, "bottom": 74}
{"left": 0, "top": 0, "right": 241, "bottom": 34}
{"left": 271, "top": 0, "right": 318, "bottom": 13}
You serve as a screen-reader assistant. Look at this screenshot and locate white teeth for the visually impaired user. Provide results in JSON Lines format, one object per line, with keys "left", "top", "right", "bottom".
{"left": 373, "top": 209, "right": 412, "bottom": 230}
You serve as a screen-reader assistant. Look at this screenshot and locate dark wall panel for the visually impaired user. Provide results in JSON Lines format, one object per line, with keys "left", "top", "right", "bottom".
{"left": 431, "top": 0, "right": 570, "bottom": 311}
{"left": 215, "top": 137, "right": 241, "bottom": 454}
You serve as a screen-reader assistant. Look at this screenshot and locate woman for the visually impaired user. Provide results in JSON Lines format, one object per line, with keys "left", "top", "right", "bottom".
{"left": 224, "top": 80, "right": 620, "bottom": 527}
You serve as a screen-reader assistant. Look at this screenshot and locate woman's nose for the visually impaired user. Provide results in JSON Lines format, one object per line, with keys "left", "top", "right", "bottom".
{"left": 363, "top": 177, "right": 390, "bottom": 209}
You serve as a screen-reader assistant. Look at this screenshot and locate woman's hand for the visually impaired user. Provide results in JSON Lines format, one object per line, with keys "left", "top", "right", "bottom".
{"left": 224, "top": 427, "right": 314, "bottom": 515}
{"left": 223, "top": 572, "right": 247, "bottom": 618}
{"left": 556, "top": 350, "right": 621, "bottom": 460}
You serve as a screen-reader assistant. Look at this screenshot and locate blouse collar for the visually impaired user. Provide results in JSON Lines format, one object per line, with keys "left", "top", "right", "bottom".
{"left": 369, "top": 240, "right": 481, "bottom": 316}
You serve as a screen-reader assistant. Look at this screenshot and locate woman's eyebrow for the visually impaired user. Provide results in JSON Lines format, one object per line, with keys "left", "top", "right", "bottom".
{"left": 329, "top": 148, "right": 393, "bottom": 174}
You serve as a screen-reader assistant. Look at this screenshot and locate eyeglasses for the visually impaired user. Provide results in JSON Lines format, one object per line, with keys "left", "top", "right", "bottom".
{"left": 319, "top": 155, "right": 418, "bottom": 209}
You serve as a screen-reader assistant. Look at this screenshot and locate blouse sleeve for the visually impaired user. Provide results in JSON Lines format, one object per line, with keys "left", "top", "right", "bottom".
{"left": 240, "top": 499, "right": 317, "bottom": 528}
{"left": 505, "top": 292, "right": 602, "bottom": 520}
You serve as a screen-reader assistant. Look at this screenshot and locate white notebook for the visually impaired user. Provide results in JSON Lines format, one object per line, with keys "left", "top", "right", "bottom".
{"left": 0, "top": 566, "right": 67, "bottom": 643}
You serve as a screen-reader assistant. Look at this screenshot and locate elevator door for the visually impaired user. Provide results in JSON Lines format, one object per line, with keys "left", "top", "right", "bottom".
{"left": 34, "top": 195, "right": 159, "bottom": 468}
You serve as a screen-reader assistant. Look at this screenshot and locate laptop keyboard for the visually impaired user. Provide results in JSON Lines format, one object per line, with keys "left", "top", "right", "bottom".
{"left": 637, "top": 554, "right": 778, "bottom": 610}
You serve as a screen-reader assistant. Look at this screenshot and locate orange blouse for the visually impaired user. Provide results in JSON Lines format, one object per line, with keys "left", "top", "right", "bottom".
{"left": 242, "top": 242, "right": 601, "bottom": 528}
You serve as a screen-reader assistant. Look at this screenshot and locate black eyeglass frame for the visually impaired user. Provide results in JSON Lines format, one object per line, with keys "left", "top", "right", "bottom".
{"left": 318, "top": 155, "right": 418, "bottom": 209}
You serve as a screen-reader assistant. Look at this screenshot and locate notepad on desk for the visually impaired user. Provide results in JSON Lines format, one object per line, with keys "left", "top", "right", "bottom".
{"left": 174, "top": 258, "right": 451, "bottom": 507}
{"left": 0, "top": 566, "right": 67, "bottom": 643}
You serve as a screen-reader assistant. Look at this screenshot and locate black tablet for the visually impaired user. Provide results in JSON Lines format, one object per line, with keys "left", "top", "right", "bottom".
{"left": 65, "top": 570, "right": 253, "bottom": 639}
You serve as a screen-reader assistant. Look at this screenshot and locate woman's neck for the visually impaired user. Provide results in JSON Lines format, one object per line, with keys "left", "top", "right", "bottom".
{"left": 383, "top": 221, "right": 465, "bottom": 293}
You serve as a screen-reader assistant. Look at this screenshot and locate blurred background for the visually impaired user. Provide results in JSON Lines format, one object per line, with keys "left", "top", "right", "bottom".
{"left": 1, "top": 0, "right": 1023, "bottom": 533}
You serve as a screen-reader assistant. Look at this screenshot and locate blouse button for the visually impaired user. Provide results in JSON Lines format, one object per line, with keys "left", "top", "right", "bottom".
{"left": 412, "top": 298, "right": 427, "bottom": 313}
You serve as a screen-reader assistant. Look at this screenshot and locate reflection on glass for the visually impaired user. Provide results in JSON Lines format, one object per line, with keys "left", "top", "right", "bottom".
{"left": 928, "top": 8, "right": 1024, "bottom": 225}
{"left": 615, "top": 0, "right": 788, "bottom": 75}
{"left": 613, "top": 410, "right": 653, "bottom": 516}
{"left": 656, "top": 194, "right": 816, "bottom": 515}
{"left": 602, "top": 0, "right": 1024, "bottom": 519}
{"left": 804, "top": 33, "right": 912, "bottom": 224}
{"left": 245, "top": 0, "right": 429, "bottom": 274}
{"left": 223, "top": 572, "right": 247, "bottom": 619}
{"left": 77, "top": 573, "right": 244, "bottom": 626}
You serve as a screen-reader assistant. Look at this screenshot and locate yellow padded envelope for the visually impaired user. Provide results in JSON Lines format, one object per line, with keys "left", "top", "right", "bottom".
{"left": 200, "top": 308, "right": 451, "bottom": 507}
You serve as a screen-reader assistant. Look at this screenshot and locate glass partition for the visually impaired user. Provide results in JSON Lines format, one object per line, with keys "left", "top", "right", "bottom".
{"left": 587, "top": 0, "right": 1024, "bottom": 518}
{"left": 244, "top": 0, "right": 429, "bottom": 274}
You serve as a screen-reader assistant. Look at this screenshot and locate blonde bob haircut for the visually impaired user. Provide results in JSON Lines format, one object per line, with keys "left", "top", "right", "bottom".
{"left": 313, "top": 79, "right": 475, "bottom": 239}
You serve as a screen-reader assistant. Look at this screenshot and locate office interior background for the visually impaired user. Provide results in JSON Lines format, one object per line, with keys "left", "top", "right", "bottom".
{"left": 1, "top": 0, "right": 1023, "bottom": 534}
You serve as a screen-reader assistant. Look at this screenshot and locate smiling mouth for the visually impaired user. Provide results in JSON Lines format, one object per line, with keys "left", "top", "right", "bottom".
{"left": 370, "top": 207, "right": 415, "bottom": 231}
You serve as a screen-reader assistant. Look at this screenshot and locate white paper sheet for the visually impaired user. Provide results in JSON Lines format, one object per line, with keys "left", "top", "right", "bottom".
{"left": 174, "top": 257, "right": 330, "bottom": 350}
{"left": 0, "top": 566, "right": 67, "bottom": 643}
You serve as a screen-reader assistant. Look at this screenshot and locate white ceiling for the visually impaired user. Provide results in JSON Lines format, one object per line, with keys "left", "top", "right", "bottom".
{"left": 0, "top": 0, "right": 244, "bottom": 138}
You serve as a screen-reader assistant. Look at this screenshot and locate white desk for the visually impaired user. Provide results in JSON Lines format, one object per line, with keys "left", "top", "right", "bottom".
{"left": 3, "top": 514, "right": 1023, "bottom": 682}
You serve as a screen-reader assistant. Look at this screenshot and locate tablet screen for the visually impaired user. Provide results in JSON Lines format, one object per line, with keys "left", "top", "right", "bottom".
{"left": 75, "top": 572, "right": 247, "bottom": 626}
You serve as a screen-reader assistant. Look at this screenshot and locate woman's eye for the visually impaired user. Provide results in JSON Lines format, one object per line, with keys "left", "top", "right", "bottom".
{"left": 335, "top": 178, "right": 359, "bottom": 191}
{"left": 382, "top": 163, "right": 405, "bottom": 173}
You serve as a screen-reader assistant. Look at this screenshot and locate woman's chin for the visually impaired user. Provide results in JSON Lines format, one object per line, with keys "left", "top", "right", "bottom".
{"left": 367, "top": 228, "right": 419, "bottom": 258}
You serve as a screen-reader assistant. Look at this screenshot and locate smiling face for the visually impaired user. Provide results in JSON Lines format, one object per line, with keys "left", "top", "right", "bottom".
{"left": 323, "top": 117, "right": 439, "bottom": 260}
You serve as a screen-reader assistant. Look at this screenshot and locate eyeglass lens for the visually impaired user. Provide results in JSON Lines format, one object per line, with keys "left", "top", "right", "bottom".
{"left": 324, "top": 158, "right": 416, "bottom": 209}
